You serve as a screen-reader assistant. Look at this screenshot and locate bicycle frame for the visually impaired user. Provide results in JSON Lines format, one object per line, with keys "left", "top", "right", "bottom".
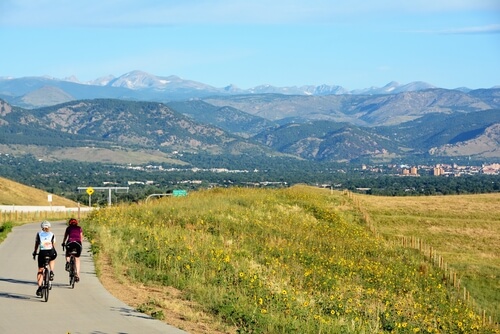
{"left": 40, "top": 255, "right": 51, "bottom": 302}
{"left": 68, "top": 251, "right": 77, "bottom": 289}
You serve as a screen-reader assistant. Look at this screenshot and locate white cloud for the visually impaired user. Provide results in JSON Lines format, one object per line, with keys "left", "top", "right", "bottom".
{"left": 412, "top": 24, "right": 500, "bottom": 34}
{"left": 440, "top": 24, "right": 500, "bottom": 34}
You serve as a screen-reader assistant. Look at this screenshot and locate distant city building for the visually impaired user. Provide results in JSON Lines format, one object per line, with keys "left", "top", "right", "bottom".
{"left": 402, "top": 166, "right": 419, "bottom": 176}
{"left": 433, "top": 165, "right": 444, "bottom": 176}
{"left": 482, "top": 163, "right": 500, "bottom": 175}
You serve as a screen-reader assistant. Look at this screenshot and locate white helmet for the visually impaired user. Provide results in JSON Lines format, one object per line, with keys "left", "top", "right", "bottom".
{"left": 41, "top": 221, "right": 51, "bottom": 229}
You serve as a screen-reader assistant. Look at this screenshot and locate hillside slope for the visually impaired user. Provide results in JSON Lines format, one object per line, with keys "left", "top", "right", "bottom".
{"left": 85, "top": 186, "right": 499, "bottom": 332}
{"left": 2, "top": 96, "right": 499, "bottom": 163}
{"left": 0, "top": 176, "right": 78, "bottom": 206}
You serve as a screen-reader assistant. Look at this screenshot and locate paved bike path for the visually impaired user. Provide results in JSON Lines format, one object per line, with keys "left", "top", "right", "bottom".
{"left": 0, "top": 221, "right": 187, "bottom": 334}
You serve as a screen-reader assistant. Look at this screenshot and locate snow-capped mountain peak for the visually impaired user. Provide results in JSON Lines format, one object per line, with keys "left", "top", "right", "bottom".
{"left": 62, "top": 75, "right": 81, "bottom": 84}
{"left": 108, "top": 70, "right": 169, "bottom": 90}
{"left": 87, "top": 75, "right": 116, "bottom": 86}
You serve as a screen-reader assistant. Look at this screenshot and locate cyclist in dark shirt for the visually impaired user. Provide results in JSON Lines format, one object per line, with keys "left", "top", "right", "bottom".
{"left": 62, "top": 218, "right": 83, "bottom": 282}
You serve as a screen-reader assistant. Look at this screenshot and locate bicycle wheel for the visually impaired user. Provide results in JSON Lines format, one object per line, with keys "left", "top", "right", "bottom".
{"left": 69, "top": 257, "right": 76, "bottom": 289}
{"left": 69, "top": 273, "right": 75, "bottom": 288}
{"left": 43, "top": 268, "right": 50, "bottom": 302}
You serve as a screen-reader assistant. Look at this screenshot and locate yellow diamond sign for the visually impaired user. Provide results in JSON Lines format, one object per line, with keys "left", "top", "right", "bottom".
{"left": 86, "top": 187, "right": 94, "bottom": 196}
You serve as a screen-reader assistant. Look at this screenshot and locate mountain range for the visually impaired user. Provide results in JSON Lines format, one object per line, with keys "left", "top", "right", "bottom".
{"left": 0, "top": 70, "right": 451, "bottom": 109}
{"left": 0, "top": 71, "right": 499, "bottom": 163}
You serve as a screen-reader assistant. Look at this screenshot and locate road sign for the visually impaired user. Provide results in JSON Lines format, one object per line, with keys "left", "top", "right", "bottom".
{"left": 173, "top": 190, "right": 187, "bottom": 197}
{"left": 78, "top": 187, "right": 129, "bottom": 207}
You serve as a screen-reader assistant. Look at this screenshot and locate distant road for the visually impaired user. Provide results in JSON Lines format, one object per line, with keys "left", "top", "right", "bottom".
{"left": 0, "top": 221, "right": 187, "bottom": 334}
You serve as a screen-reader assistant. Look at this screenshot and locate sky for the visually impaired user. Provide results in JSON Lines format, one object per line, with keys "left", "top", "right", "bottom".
{"left": 1, "top": 0, "right": 499, "bottom": 90}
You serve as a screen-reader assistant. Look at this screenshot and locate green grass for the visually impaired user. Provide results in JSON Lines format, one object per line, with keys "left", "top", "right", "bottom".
{"left": 84, "top": 185, "right": 498, "bottom": 333}
{"left": 0, "top": 221, "right": 14, "bottom": 243}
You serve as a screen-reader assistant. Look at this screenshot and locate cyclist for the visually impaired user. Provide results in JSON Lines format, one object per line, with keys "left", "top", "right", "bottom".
{"left": 33, "top": 221, "right": 57, "bottom": 296}
{"left": 62, "top": 218, "right": 83, "bottom": 282}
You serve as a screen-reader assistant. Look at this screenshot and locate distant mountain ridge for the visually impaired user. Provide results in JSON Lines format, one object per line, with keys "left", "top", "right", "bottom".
{"left": 0, "top": 70, "right": 473, "bottom": 109}
{"left": 203, "top": 88, "right": 500, "bottom": 126}
{"left": 1, "top": 92, "right": 499, "bottom": 162}
{"left": 0, "top": 98, "right": 279, "bottom": 157}
{"left": 1, "top": 70, "right": 499, "bottom": 163}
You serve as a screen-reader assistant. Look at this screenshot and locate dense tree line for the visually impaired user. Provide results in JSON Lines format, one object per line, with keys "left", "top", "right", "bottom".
{"left": 0, "top": 154, "right": 498, "bottom": 205}
{"left": 341, "top": 175, "right": 500, "bottom": 195}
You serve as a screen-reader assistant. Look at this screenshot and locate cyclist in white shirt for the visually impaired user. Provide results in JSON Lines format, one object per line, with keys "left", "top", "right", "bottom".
{"left": 32, "top": 221, "right": 57, "bottom": 296}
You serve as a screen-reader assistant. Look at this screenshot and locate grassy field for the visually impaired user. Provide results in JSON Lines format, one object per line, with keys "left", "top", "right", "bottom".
{"left": 354, "top": 192, "right": 500, "bottom": 325}
{"left": 0, "top": 144, "right": 186, "bottom": 164}
{"left": 1, "top": 176, "right": 497, "bottom": 333}
{"left": 83, "top": 186, "right": 499, "bottom": 333}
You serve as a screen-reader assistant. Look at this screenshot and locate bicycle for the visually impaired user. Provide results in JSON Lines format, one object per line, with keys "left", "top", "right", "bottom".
{"left": 33, "top": 253, "right": 52, "bottom": 302}
{"left": 63, "top": 244, "right": 79, "bottom": 289}
{"left": 68, "top": 249, "right": 78, "bottom": 289}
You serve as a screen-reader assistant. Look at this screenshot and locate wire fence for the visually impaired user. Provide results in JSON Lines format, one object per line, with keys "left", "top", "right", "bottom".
{"left": 0, "top": 207, "right": 91, "bottom": 223}
{"left": 344, "top": 190, "right": 498, "bottom": 327}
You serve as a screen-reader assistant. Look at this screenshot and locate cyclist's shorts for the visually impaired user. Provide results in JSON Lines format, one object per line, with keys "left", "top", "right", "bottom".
{"left": 65, "top": 241, "right": 82, "bottom": 257}
{"left": 38, "top": 248, "right": 57, "bottom": 268}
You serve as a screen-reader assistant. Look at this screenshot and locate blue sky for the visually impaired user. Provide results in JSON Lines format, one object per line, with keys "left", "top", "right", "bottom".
{"left": 1, "top": 0, "right": 499, "bottom": 90}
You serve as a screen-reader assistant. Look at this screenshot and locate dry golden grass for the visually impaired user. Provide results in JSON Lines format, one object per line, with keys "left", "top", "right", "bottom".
{"left": 0, "top": 176, "right": 79, "bottom": 206}
{"left": 355, "top": 193, "right": 500, "bottom": 264}
{"left": 0, "top": 144, "right": 185, "bottom": 164}
{"left": 355, "top": 192, "right": 500, "bottom": 320}
{"left": 51, "top": 147, "right": 187, "bottom": 164}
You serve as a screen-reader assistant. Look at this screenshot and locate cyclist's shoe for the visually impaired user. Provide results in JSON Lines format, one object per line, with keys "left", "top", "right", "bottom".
{"left": 36, "top": 287, "right": 42, "bottom": 296}
{"left": 65, "top": 262, "right": 70, "bottom": 272}
{"left": 75, "top": 276, "right": 80, "bottom": 283}
{"left": 49, "top": 271, "right": 54, "bottom": 281}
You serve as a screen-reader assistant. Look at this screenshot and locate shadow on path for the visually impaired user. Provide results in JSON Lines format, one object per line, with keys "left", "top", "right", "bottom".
{"left": 0, "top": 288, "right": 47, "bottom": 302}
{"left": 111, "top": 306, "right": 159, "bottom": 321}
{"left": 0, "top": 276, "right": 35, "bottom": 286}
{"left": 0, "top": 291, "right": 32, "bottom": 300}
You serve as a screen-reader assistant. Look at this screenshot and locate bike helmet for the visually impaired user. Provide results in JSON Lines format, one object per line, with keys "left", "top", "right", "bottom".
{"left": 68, "top": 218, "right": 78, "bottom": 225}
{"left": 41, "top": 221, "right": 51, "bottom": 229}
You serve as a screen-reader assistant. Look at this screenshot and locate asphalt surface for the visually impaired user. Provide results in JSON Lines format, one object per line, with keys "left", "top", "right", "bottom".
{"left": 0, "top": 221, "right": 187, "bottom": 334}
